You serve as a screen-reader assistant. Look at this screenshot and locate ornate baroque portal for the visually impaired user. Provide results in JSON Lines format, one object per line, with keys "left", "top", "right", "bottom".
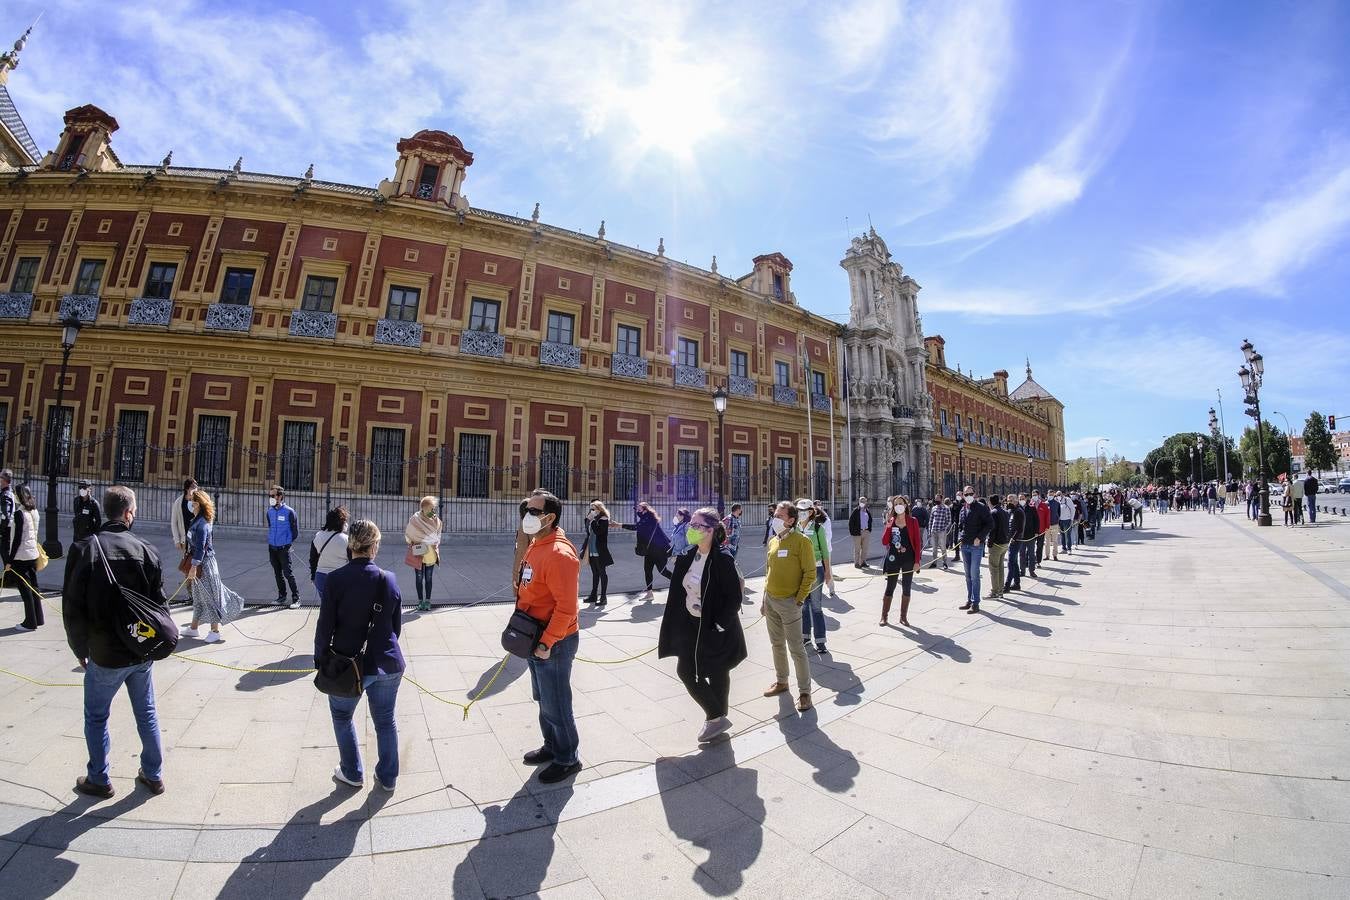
{"left": 841, "top": 228, "right": 933, "bottom": 499}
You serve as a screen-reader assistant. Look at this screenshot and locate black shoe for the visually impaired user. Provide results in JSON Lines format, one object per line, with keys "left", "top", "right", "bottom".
{"left": 75, "top": 776, "right": 114, "bottom": 798}
{"left": 958, "top": 602, "right": 971, "bottom": 610}
{"left": 136, "top": 769, "right": 166, "bottom": 795}
{"left": 583, "top": 597, "right": 596, "bottom": 604}
{"left": 596, "top": 599, "right": 607, "bottom": 607}
{"left": 815, "top": 643, "right": 828, "bottom": 654}
{"left": 274, "top": 597, "right": 287, "bottom": 606}
{"left": 523, "top": 747, "right": 554, "bottom": 766}
{"left": 966, "top": 606, "right": 979, "bottom": 614}
{"left": 538, "top": 761, "right": 582, "bottom": 784}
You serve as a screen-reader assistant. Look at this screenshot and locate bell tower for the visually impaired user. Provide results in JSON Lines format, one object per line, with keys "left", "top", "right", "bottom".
{"left": 42, "top": 104, "right": 122, "bottom": 173}
{"left": 378, "top": 129, "right": 473, "bottom": 212}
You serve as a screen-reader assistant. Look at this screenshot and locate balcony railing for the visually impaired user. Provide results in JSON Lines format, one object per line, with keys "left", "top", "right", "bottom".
{"left": 127, "top": 298, "right": 173, "bottom": 327}
{"left": 459, "top": 329, "right": 505, "bottom": 358}
{"left": 59, "top": 293, "right": 100, "bottom": 323}
{"left": 204, "top": 302, "right": 254, "bottom": 332}
{"left": 728, "top": 375, "right": 756, "bottom": 397}
{"left": 811, "top": 392, "right": 831, "bottom": 412}
{"left": 289, "top": 309, "right": 338, "bottom": 339}
{"left": 891, "top": 405, "right": 916, "bottom": 419}
{"left": 375, "top": 319, "right": 424, "bottom": 347}
{"left": 611, "top": 353, "right": 648, "bottom": 379}
{"left": 674, "top": 364, "right": 707, "bottom": 389}
{"left": 541, "top": 341, "right": 581, "bottom": 369}
{"left": 773, "top": 385, "right": 798, "bottom": 406}
{"left": 0, "top": 292, "right": 34, "bottom": 320}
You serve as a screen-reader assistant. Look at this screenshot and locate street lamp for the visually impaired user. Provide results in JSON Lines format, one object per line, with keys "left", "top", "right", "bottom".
{"left": 1095, "top": 438, "right": 1110, "bottom": 485}
{"left": 43, "top": 315, "right": 83, "bottom": 558}
{"left": 712, "top": 385, "right": 728, "bottom": 517}
{"left": 1209, "top": 405, "right": 1230, "bottom": 484}
{"left": 955, "top": 430, "right": 965, "bottom": 490}
{"left": 1027, "top": 455, "right": 1034, "bottom": 494}
{"left": 1239, "top": 338, "right": 1272, "bottom": 526}
{"left": 1196, "top": 435, "right": 1205, "bottom": 483}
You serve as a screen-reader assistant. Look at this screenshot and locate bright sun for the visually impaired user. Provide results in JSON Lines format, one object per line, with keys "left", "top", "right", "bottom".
{"left": 614, "top": 55, "right": 732, "bottom": 160}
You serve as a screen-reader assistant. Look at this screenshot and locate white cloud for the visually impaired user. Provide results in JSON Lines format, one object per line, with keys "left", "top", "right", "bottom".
{"left": 818, "top": 0, "right": 906, "bottom": 82}
{"left": 1065, "top": 436, "right": 1111, "bottom": 457}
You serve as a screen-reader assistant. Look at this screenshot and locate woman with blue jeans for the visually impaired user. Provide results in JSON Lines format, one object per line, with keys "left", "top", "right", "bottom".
{"left": 797, "top": 500, "right": 831, "bottom": 654}
{"left": 315, "top": 519, "right": 405, "bottom": 792}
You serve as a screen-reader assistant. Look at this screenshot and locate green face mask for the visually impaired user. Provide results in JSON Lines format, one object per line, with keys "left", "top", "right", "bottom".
{"left": 686, "top": 526, "right": 707, "bottom": 545}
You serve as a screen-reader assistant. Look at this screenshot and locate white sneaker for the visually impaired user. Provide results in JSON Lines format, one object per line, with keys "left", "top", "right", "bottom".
{"left": 332, "top": 766, "right": 362, "bottom": 788}
{"left": 181, "top": 626, "right": 200, "bottom": 638}
{"left": 287, "top": 599, "right": 300, "bottom": 609}
{"left": 697, "top": 717, "right": 732, "bottom": 742}
{"left": 203, "top": 631, "right": 221, "bottom": 643}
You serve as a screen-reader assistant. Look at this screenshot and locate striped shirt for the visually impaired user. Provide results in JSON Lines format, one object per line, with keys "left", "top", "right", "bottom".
{"left": 928, "top": 502, "right": 951, "bottom": 534}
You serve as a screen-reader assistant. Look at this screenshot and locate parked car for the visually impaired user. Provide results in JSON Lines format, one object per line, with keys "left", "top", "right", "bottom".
{"left": 1339, "top": 478, "right": 1350, "bottom": 493}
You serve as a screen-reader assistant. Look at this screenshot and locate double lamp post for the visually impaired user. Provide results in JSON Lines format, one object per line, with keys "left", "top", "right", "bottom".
{"left": 1239, "top": 339, "right": 1272, "bottom": 527}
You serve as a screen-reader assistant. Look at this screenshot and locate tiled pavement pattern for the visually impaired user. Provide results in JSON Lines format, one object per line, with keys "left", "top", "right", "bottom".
{"left": 1, "top": 510, "right": 1348, "bottom": 898}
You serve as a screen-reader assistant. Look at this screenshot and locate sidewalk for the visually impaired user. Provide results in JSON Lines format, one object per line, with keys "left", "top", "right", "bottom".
{"left": 2, "top": 510, "right": 1349, "bottom": 898}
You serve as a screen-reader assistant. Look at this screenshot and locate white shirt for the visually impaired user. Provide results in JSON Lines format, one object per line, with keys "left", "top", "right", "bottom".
{"left": 312, "top": 529, "right": 350, "bottom": 574}
{"left": 683, "top": 552, "right": 708, "bottom": 617}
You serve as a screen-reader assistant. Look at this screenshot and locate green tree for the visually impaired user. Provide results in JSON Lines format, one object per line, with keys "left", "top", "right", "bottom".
{"left": 1303, "top": 411, "right": 1340, "bottom": 474}
{"left": 1065, "top": 457, "right": 1093, "bottom": 486}
{"left": 1102, "top": 453, "right": 1135, "bottom": 484}
{"left": 1239, "top": 421, "right": 1292, "bottom": 480}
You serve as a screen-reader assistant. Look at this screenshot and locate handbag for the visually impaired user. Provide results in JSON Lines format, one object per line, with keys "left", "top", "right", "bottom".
{"left": 35, "top": 544, "right": 48, "bottom": 572}
{"left": 177, "top": 554, "right": 193, "bottom": 576}
{"left": 404, "top": 548, "right": 423, "bottom": 571}
{"left": 501, "top": 606, "right": 544, "bottom": 659}
{"left": 314, "top": 576, "right": 386, "bottom": 698}
{"left": 92, "top": 534, "right": 179, "bottom": 661}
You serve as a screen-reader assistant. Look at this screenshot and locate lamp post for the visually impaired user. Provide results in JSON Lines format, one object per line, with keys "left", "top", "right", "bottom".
{"left": 712, "top": 385, "right": 728, "bottom": 517}
{"left": 955, "top": 430, "right": 965, "bottom": 491}
{"left": 1027, "top": 455, "right": 1034, "bottom": 494}
{"left": 43, "top": 315, "right": 83, "bottom": 558}
{"left": 1239, "top": 339, "right": 1272, "bottom": 526}
{"left": 1189, "top": 446, "right": 1196, "bottom": 484}
{"left": 1095, "top": 438, "right": 1110, "bottom": 485}
{"left": 1196, "top": 436, "right": 1205, "bottom": 483}
{"left": 1209, "top": 405, "right": 1230, "bottom": 483}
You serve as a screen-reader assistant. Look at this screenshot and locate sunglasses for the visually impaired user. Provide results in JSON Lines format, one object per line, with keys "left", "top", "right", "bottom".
{"left": 523, "top": 507, "right": 548, "bottom": 517}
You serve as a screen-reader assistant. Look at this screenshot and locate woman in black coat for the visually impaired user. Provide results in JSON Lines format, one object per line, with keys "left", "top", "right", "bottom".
{"left": 622, "top": 501, "right": 672, "bottom": 599}
{"left": 658, "top": 506, "right": 748, "bottom": 744}
{"left": 581, "top": 500, "right": 615, "bottom": 607}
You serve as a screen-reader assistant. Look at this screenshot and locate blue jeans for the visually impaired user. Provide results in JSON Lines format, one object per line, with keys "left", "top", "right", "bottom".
{"left": 314, "top": 571, "right": 328, "bottom": 602}
{"left": 1307, "top": 496, "right": 1317, "bottom": 523}
{"left": 962, "top": 544, "right": 985, "bottom": 607}
{"left": 801, "top": 564, "right": 827, "bottom": 642}
{"left": 414, "top": 563, "right": 435, "bottom": 602}
{"left": 330, "top": 671, "right": 402, "bottom": 786}
{"left": 84, "top": 660, "right": 163, "bottom": 785}
{"left": 1060, "top": 522, "right": 1073, "bottom": 551}
{"left": 1004, "top": 542, "right": 1022, "bottom": 588}
{"left": 528, "top": 631, "right": 579, "bottom": 766}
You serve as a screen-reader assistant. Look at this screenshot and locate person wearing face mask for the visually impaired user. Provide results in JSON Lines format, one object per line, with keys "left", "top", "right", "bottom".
{"left": 6, "top": 484, "right": 42, "bottom": 630}
{"left": 670, "top": 508, "right": 694, "bottom": 557}
{"left": 169, "top": 478, "right": 198, "bottom": 590}
{"left": 1057, "top": 490, "right": 1075, "bottom": 555}
{"left": 762, "top": 500, "right": 815, "bottom": 712}
{"left": 183, "top": 489, "right": 245, "bottom": 642}
{"left": 404, "top": 496, "right": 442, "bottom": 612}
{"left": 516, "top": 491, "right": 583, "bottom": 784}
{"left": 513, "top": 488, "right": 552, "bottom": 590}
{"left": 659, "top": 507, "right": 748, "bottom": 743}
{"left": 1004, "top": 494, "right": 1027, "bottom": 594}
{"left": 925, "top": 494, "right": 952, "bottom": 571}
{"left": 848, "top": 497, "right": 873, "bottom": 569}
{"left": 879, "top": 496, "right": 921, "bottom": 627}
{"left": 956, "top": 486, "right": 992, "bottom": 614}
{"left": 621, "top": 501, "right": 673, "bottom": 601}
{"left": 581, "top": 500, "right": 614, "bottom": 607}
{"left": 72, "top": 480, "right": 102, "bottom": 543}
{"left": 796, "top": 499, "right": 831, "bottom": 654}
{"left": 1045, "top": 492, "right": 1061, "bottom": 562}
{"left": 265, "top": 486, "right": 301, "bottom": 608}
{"left": 985, "top": 495, "right": 1010, "bottom": 604}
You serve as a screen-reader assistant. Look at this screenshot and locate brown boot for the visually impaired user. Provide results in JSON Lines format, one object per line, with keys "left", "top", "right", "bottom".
{"left": 880, "top": 594, "right": 892, "bottom": 626}
{"left": 899, "top": 594, "right": 911, "bottom": 627}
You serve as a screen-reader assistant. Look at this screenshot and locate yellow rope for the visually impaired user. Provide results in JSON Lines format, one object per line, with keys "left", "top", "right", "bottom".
{"left": 0, "top": 666, "right": 82, "bottom": 688}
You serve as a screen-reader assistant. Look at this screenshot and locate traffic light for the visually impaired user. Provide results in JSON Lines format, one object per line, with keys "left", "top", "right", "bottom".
{"left": 1330, "top": 414, "right": 1336, "bottom": 430}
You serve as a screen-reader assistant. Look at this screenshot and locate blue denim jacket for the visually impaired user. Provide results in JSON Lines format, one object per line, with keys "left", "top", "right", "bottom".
{"left": 188, "top": 516, "right": 213, "bottom": 566}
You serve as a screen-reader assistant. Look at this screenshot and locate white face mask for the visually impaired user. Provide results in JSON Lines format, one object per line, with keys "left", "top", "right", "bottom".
{"left": 769, "top": 518, "right": 787, "bottom": 536}
{"left": 963, "top": 494, "right": 974, "bottom": 504}
{"left": 189, "top": 501, "right": 199, "bottom": 514}
{"left": 521, "top": 512, "right": 546, "bottom": 535}
{"left": 894, "top": 504, "right": 906, "bottom": 515}
{"left": 1019, "top": 500, "right": 1026, "bottom": 506}
{"left": 270, "top": 497, "right": 279, "bottom": 508}
{"left": 79, "top": 489, "right": 89, "bottom": 498}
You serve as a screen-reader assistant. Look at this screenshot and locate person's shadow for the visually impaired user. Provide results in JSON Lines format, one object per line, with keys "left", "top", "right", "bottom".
{"left": 235, "top": 653, "right": 314, "bottom": 692}
{"left": 981, "top": 608, "right": 1053, "bottom": 637}
{"left": 898, "top": 625, "right": 973, "bottom": 663}
{"left": 810, "top": 654, "right": 864, "bottom": 706}
{"left": 452, "top": 786, "right": 574, "bottom": 897}
{"left": 655, "top": 746, "right": 764, "bottom": 896}
{"left": 627, "top": 598, "right": 665, "bottom": 625}
{"left": 0, "top": 790, "right": 151, "bottom": 899}
{"left": 219, "top": 785, "right": 388, "bottom": 897}
{"left": 466, "top": 654, "right": 528, "bottom": 701}
{"left": 779, "top": 710, "right": 860, "bottom": 794}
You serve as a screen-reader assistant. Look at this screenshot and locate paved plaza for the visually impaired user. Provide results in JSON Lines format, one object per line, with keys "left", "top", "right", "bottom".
{"left": 2, "top": 510, "right": 1349, "bottom": 899}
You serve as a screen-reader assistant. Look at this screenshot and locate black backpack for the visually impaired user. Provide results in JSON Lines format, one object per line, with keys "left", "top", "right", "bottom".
{"left": 92, "top": 534, "right": 179, "bottom": 661}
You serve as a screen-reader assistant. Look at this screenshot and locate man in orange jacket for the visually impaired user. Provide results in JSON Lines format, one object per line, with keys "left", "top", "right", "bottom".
{"left": 516, "top": 490, "right": 582, "bottom": 784}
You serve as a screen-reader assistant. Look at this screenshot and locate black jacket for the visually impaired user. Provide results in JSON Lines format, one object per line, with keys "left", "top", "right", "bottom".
{"left": 73, "top": 495, "right": 102, "bottom": 542}
{"left": 622, "top": 510, "right": 671, "bottom": 554}
{"left": 1020, "top": 504, "right": 1039, "bottom": 540}
{"left": 62, "top": 522, "right": 168, "bottom": 668}
{"left": 990, "top": 506, "right": 1011, "bottom": 544}
{"left": 847, "top": 506, "right": 872, "bottom": 536}
{"left": 959, "top": 501, "right": 992, "bottom": 546}
{"left": 1306, "top": 476, "right": 1319, "bottom": 496}
{"left": 582, "top": 515, "right": 614, "bottom": 567}
{"left": 658, "top": 546, "right": 747, "bottom": 673}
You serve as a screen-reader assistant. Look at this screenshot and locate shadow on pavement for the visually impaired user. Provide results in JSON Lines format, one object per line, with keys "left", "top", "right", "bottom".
{"left": 235, "top": 654, "right": 315, "bottom": 692}
{"left": 899, "top": 625, "right": 973, "bottom": 663}
{"left": 0, "top": 790, "right": 151, "bottom": 900}
{"left": 981, "top": 609, "right": 1053, "bottom": 637}
{"left": 811, "top": 654, "right": 863, "bottom": 706}
{"left": 780, "top": 710, "right": 860, "bottom": 794}
{"left": 452, "top": 785, "right": 574, "bottom": 898}
{"left": 468, "top": 653, "right": 527, "bottom": 701}
{"left": 656, "top": 746, "right": 764, "bottom": 896}
{"left": 995, "top": 596, "right": 1063, "bottom": 617}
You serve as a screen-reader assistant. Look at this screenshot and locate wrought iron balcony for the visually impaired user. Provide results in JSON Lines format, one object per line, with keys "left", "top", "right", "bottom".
{"left": 288, "top": 309, "right": 337, "bottom": 339}
{"left": 773, "top": 385, "right": 798, "bottom": 406}
{"left": 728, "top": 375, "right": 756, "bottom": 397}
{"left": 59, "top": 293, "right": 100, "bottom": 323}
{"left": 375, "top": 319, "right": 424, "bottom": 347}
{"left": 204, "top": 303, "right": 254, "bottom": 332}
{"left": 0, "top": 292, "right": 34, "bottom": 320}
{"left": 127, "top": 298, "right": 173, "bottom": 327}
{"left": 459, "top": 329, "right": 505, "bottom": 358}
{"left": 611, "top": 353, "right": 648, "bottom": 379}
{"left": 541, "top": 340, "right": 581, "bottom": 368}
{"left": 811, "top": 392, "right": 831, "bottom": 412}
{"left": 674, "top": 364, "right": 707, "bottom": 389}
{"left": 891, "top": 405, "right": 916, "bottom": 420}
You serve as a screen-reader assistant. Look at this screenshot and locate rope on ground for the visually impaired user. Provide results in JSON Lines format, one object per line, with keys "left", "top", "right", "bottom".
{"left": 0, "top": 666, "right": 82, "bottom": 688}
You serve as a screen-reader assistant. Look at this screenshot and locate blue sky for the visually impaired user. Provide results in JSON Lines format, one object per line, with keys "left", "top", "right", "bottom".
{"left": 6, "top": 0, "right": 1350, "bottom": 462}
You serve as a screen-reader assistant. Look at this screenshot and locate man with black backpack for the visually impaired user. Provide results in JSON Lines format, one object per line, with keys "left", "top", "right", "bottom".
{"left": 62, "top": 485, "right": 170, "bottom": 799}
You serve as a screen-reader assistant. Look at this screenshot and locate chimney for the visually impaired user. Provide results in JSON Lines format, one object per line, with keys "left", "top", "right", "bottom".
{"left": 993, "top": 369, "right": 1009, "bottom": 396}
{"left": 924, "top": 335, "right": 946, "bottom": 368}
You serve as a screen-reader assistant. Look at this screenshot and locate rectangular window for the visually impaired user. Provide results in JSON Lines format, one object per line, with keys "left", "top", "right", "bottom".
{"left": 730, "top": 453, "right": 750, "bottom": 501}
{"left": 546, "top": 311, "right": 574, "bottom": 345}
{"left": 194, "top": 415, "right": 230, "bottom": 487}
{"left": 775, "top": 361, "right": 791, "bottom": 387}
{"left": 301, "top": 275, "right": 338, "bottom": 312}
{"left": 386, "top": 285, "right": 420, "bottom": 322}
{"left": 59, "top": 134, "right": 86, "bottom": 171}
{"left": 369, "top": 427, "right": 405, "bottom": 495}
{"left": 812, "top": 370, "right": 826, "bottom": 398}
{"left": 74, "top": 259, "right": 105, "bottom": 295}
{"left": 815, "top": 459, "right": 829, "bottom": 501}
{"left": 772, "top": 272, "right": 784, "bottom": 299}
{"left": 677, "top": 337, "right": 699, "bottom": 368}
{"left": 457, "top": 432, "right": 490, "bottom": 498}
{"left": 730, "top": 349, "right": 748, "bottom": 379}
{"left": 44, "top": 405, "right": 74, "bottom": 478}
{"left": 143, "top": 262, "right": 178, "bottom": 299}
{"left": 613, "top": 445, "right": 639, "bottom": 505}
{"left": 280, "top": 421, "right": 317, "bottom": 492}
{"left": 539, "top": 439, "right": 570, "bottom": 500}
{"left": 676, "top": 448, "right": 700, "bottom": 501}
{"left": 776, "top": 456, "right": 793, "bottom": 501}
{"left": 10, "top": 257, "right": 39, "bottom": 293}
{"left": 417, "top": 163, "right": 440, "bottom": 199}
{"left": 221, "top": 267, "right": 256, "bottom": 304}
{"left": 616, "top": 324, "right": 641, "bottom": 357}
{"left": 468, "top": 298, "right": 500, "bottom": 332}
{"left": 114, "top": 410, "right": 148, "bottom": 482}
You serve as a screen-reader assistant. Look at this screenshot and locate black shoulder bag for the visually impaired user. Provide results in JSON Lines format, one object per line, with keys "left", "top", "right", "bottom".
{"left": 92, "top": 534, "right": 179, "bottom": 661}
{"left": 314, "top": 576, "right": 385, "bottom": 698}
